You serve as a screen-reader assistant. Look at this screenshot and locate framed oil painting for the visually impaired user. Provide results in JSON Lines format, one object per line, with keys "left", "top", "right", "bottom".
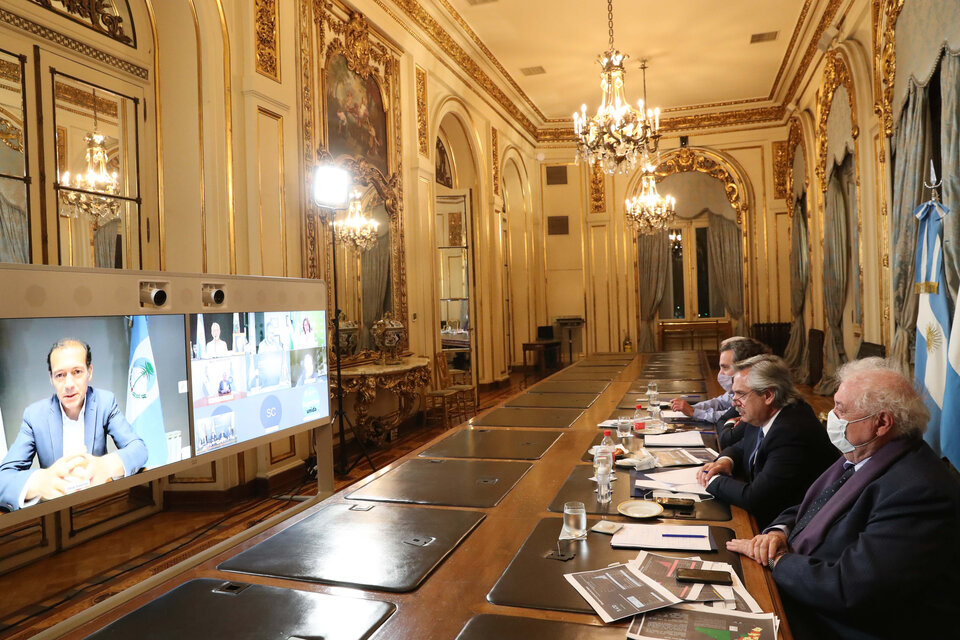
{"left": 325, "top": 53, "right": 388, "bottom": 177}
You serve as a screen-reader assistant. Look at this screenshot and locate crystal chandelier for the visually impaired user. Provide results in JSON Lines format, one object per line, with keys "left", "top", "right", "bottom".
{"left": 625, "top": 164, "right": 676, "bottom": 235}
{"left": 573, "top": 0, "right": 661, "bottom": 175}
{"left": 334, "top": 189, "right": 379, "bottom": 251}
{"left": 59, "top": 87, "right": 121, "bottom": 223}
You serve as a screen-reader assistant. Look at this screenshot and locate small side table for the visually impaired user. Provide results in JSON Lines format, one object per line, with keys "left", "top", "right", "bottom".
{"left": 555, "top": 316, "right": 585, "bottom": 365}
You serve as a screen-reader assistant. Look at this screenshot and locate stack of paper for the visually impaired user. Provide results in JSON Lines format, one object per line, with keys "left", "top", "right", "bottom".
{"left": 563, "top": 564, "right": 681, "bottom": 623}
{"left": 610, "top": 524, "right": 713, "bottom": 551}
{"left": 633, "top": 466, "right": 711, "bottom": 496}
{"left": 644, "top": 432, "right": 705, "bottom": 447}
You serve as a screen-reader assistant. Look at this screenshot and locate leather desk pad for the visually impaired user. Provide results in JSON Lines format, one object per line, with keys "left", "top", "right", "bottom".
{"left": 86, "top": 578, "right": 396, "bottom": 639}
{"left": 504, "top": 392, "right": 598, "bottom": 409}
{"left": 456, "top": 614, "right": 625, "bottom": 640}
{"left": 550, "top": 370, "right": 618, "bottom": 381}
{"left": 347, "top": 459, "right": 533, "bottom": 508}
{"left": 528, "top": 380, "right": 610, "bottom": 394}
{"left": 218, "top": 504, "right": 484, "bottom": 592}
{"left": 487, "top": 518, "right": 741, "bottom": 613}
{"left": 547, "top": 464, "right": 731, "bottom": 521}
{"left": 419, "top": 428, "right": 563, "bottom": 460}
{"left": 470, "top": 407, "right": 584, "bottom": 428}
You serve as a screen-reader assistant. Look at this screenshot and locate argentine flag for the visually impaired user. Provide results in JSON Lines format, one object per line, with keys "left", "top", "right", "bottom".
{"left": 913, "top": 199, "right": 950, "bottom": 458}
{"left": 127, "top": 315, "right": 168, "bottom": 468}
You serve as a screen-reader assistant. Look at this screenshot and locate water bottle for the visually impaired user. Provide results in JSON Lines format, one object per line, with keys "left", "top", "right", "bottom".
{"left": 594, "top": 430, "right": 616, "bottom": 477}
{"left": 632, "top": 404, "right": 645, "bottom": 431}
{"left": 596, "top": 466, "right": 612, "bottom": 503}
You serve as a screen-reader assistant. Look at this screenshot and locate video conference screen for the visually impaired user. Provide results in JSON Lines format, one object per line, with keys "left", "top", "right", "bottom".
{"left": 0, "top": 314, "right": 190, "bottom": 512}
{"left": 187, "top": 311, "right": 328, "bottom": 456}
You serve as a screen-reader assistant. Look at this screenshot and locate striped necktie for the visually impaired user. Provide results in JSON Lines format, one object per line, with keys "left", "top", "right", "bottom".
{"left": 788, "top": 462, "right": 856, "bottom": 543}
{"left": 748, "top": 430, "right": 763, "bottom": 475}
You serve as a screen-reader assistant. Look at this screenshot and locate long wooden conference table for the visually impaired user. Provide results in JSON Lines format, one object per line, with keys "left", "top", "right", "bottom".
{"left": 61, "top": 351, "right": 791, "bottom": 639}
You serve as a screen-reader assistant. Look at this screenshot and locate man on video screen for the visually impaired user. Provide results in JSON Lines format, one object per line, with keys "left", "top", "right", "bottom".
{"left": 0, "top": 339, "right": 148, "bottom": 511}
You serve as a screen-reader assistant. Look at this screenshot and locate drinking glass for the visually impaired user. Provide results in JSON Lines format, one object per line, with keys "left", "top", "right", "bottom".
{"left": 562, "top": 501, "right": 588, "bottom": 539}
{"left": 616, "top": 416, "right": 632, "bottom": 438}
{"left": 647, "top": 381, "right": 660, "bottom": 408}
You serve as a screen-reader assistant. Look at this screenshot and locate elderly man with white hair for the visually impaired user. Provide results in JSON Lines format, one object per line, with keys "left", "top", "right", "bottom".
{"left": 727, "top": 357, "right": 960, "bottom": 639}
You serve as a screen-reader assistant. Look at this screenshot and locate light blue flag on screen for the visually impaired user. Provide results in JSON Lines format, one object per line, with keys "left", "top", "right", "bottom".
{"left": 913, "top": 199, "right": 950, "bottom": 458}
{"left": 126, "top": 315, "right": 168, "bottom": 468}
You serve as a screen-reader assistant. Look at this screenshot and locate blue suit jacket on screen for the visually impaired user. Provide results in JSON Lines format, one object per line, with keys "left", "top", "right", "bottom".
{"left": 0, "top": 387, "right": 148, "bottom": 511}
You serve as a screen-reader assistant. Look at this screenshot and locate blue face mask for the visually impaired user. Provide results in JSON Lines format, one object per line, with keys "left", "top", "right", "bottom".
{"left": 826, "top": 409, "right": 879, "bottom": 453}
{"left": 717, "top": 373, "right": 734, "bottom": 392}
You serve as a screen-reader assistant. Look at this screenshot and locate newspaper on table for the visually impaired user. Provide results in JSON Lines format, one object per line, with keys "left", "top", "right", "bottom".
{"left": 626, "top": 604, "right": 779, "bottom": 640}
{"left": 630, "top": 552, "right": 762, "bottom": 610}
{"left": 563, "top": 563, "right": 682, "bottom": 623}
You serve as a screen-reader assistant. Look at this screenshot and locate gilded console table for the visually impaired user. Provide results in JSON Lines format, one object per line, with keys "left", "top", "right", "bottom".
{"left": 331, "top": 356, "right": 431, "bottom": 443}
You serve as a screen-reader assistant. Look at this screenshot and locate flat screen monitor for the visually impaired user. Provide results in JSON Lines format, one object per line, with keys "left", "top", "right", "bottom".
{"left": 0, "top": 314, "right": 190, "bottom": 512}
{"left": 187, "top": 311, "right": 328, "bottom": 456}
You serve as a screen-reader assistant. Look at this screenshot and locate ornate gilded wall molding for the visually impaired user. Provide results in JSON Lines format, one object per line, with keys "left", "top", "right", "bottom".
{"left": 655, "top": 147, "right": 749, "bottom": 224}
{"left": 415, "top": 65, "right": 428, "bottom": 156}
{"left": 872, "top": 0, "right": 904, "bottom": 136}
{"left": 255, "top": 0, "right": 280, "bottom": 82}
{"left": 491, "top": 128, "right": 500, "bottom": 195}
{"left": 0, "top": 59, "right": 20, "bottom": 83}
{"left": 816, "top": 49, "right": 858, "bottom": 192}
{"left": 772, "top": 140, "right": 789, "bottom": 200}
{"left": 784, "top": 116, "right": 807, "bottom": 214}
{"left": 299, "top": 0, "right": 319, "bottom": 279}
{"left": 0, "top": 115, "right": 23, "bottom": 153}
{"left": 0, "top": 7, "right": 148, "bottom": 79}
{"left": 28, "top": 0, "right": 136, "bottom": 47}
{"left": 783, "top": 0, "right": 843, "bottom": 107}
{"left": 54, "top": 81, "right": 119, "bottom": 118}
{"left": 589, "top": 161, "right": 605, "bottom": 213}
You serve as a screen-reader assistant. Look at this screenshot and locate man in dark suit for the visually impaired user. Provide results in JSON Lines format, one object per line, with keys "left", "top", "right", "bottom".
{"left": 726, "top": 357, "right": 960, "bottom": 638}
{"left": 0, "top": 339, "right": 148, "bottom": 511}
{"left": 699, "top": 354, "right": 838, "bottom": 529}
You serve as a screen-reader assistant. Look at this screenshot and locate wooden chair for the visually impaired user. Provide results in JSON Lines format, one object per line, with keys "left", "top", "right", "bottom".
{"left": 423, "top": 357, "right": 461, "bottom": 429}
{"left": 436, "top": 352, "right": 476, "bottom": 419}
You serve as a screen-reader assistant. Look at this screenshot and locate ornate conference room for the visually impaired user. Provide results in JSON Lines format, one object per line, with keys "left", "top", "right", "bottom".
{"left": 0, "top": 0, "right": 958, "bottom": 638}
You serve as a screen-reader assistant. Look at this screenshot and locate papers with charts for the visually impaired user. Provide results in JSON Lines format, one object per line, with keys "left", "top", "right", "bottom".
{"left": 611, "top": 524, "right": 713, "bottom": 551}
{"left": 643, "top": 432, "right": 705, "bottom": 447}
{"left": 626, "top": 604, "right": 779, "bottom": 640}
{"left": 564, "top": 563, "right": 682, "bottom": 623}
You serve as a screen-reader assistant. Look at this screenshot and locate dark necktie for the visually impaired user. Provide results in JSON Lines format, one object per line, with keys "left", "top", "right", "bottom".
{"left": 788, "top": 462, "right": 856, "bottom": 543}
{"left": 748, "top": 430, "right": 764, "bottom": 476}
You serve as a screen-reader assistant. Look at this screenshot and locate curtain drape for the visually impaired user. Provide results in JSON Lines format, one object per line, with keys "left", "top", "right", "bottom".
{"left": 0, "top": 192, "right": 29, "bottom": 263}
{"left": 361, "top": 236, "right": 391, "bottom": 349}
{"left": 941, "top": 51, "right": 960, "bottom": 307}
{"left": 706, "top": 214, "right": 744, "bottom": 335}
{"left": 637, "top": 231, "right": 669, "bottom": 351}
{"left": 814, "top": 172, "right": 848, "bottom": 395}
{"left": 783, "top": 198, "right": 810, "bottom": 379}
{"left": 890, "top": 84, "right": 931, "bottom": 373}
{"left": 94, "top": 217, "right": 120, "bottom": 269}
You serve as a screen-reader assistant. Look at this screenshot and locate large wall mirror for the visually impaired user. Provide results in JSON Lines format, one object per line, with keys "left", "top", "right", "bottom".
{"left": 0, "top": 49, "right": 29, "bottom": 264}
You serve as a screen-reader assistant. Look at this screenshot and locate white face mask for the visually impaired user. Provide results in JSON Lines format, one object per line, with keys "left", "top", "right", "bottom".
{"left": 826, "top": 409, "right": 879, "bottom": 453}
{"left": 717, "top": 373, "right": 734, "bottom": 392}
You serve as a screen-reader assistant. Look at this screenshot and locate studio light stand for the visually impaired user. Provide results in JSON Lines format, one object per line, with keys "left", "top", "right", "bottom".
{"left": 313, "top": 162, "right": 377, "bottom": 477}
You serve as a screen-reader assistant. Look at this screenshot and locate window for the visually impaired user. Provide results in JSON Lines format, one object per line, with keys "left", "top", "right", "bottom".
{"left": 659, "top": 217, "right": 725, "bottom": 320}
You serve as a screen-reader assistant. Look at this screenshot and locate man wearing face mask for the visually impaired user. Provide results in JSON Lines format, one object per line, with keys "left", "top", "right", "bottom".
{"left": 726, "top": 357, "right": 960, "bottom": 639}
{"left": 698, "top": 354, "right": 838, "bottom": 529}
{"left": 670, "top": 337, "right": 769, "bottom": 428}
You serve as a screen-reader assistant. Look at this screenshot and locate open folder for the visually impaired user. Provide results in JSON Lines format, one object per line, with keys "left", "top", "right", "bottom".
{"left": 611, "top": 524, "right": 713, "bottom": 551}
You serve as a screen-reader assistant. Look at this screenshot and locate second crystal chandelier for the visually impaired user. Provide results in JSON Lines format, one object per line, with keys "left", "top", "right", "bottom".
{"left": 334, "top": 189, "right": 379, "bottom": 251}
{"left": 573, "top": 0, "right": 661, "bottom": 175}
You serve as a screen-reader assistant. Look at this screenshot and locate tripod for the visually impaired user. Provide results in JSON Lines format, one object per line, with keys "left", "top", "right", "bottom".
{"left": 325, "top": 205, "right": 377, "bottom": 476}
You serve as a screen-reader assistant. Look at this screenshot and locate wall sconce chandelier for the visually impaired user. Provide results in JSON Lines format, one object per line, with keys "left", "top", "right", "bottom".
{"left": 334, "top": 189, "right": 379, "bottom": 251}
{"left": 58, "top": 87, "right": 121, "bottom": 223}
{"left": 625, "top": 165, "right": 676, "bottom": 235}
{"left": 573, "top": 0, "right": 661, "bottom": 175}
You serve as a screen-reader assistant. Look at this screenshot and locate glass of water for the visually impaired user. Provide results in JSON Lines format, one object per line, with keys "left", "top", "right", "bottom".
{"left": 647, "top": 381, "right": 660, "bottom": 408}
{"left": 562, "top": 501, "right": 587, "bottom": 539}
{"left": 616, "top": 416, "right": 632, "bottom": 438}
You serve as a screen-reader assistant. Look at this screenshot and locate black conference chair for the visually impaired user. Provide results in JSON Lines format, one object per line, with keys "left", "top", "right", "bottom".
{"left": 855, "top": 341, "right": 886, "bottom": 359}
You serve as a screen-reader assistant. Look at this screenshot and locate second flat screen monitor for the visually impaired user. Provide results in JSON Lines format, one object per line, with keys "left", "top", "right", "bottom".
{"left": 188, "top": 311, "right": 329, "bottom": 456}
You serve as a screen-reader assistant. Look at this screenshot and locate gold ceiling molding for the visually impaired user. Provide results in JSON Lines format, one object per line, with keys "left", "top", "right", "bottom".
{"left": 0, "top": 7, "right": 148, "bottom": 80}
{"left": 536, "top": 127, "right": 577, "bottom": 143}
{"left": 255, "top": 0, "right": 280, "bottom": 82}
{"left": 815, "top": 49, "right": 858, "bottom": 192}
{"left": 872, "top": 0, "right": 904, "bottom": 137}
{"left": 769, "top": 0, "right": 814, "bottom": 100}
{"left": 655, "top": 147, "right": 748, "bottom": 224}
{"left": 416, "top": 65, "right": 428, "bottom": 156}
{"left": 54, "top": 81, "right": 119, "bottom": 118}
{"left": 589, "top": 161, "right": 605, "bottom": 213}
{"left": 784, "top": 115, "right": 807, "bottom": 214}
{"left": 660, "top": 105, "right": 785, "bottom": 133}
{"left": 782, "top": 0, "right": 843, "bottom": 107}
{"left": 772, "top": 140, "right": 789, "bottom": 200}
{"left": 491, "top": 127, "right": 500, "bottom": 195}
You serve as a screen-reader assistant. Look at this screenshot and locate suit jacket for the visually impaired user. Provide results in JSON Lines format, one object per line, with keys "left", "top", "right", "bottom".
{"left": 707, "top": 399, "right": 838, "bottom": 529}
{"left": 770, "top": 440, "right": 960, "bottom": 639}
{"left": 716, "top": 406, "right": 745, "bottom": 449}
{"left": 0, "top": 387, "right": 148, "bottom": 511}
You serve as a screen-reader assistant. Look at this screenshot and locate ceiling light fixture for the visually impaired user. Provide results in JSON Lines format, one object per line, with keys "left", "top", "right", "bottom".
{"left": 625, "top": 164, "right": 676, "bottom": 235}
{"left": 59, "top": 87, "right": 121, "bottom": 223}
{"left": 334, "top": 189, "right": 379, "bottom": 251}
{"left": 573, "top": 0, "right": 661, "bottom": 175}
